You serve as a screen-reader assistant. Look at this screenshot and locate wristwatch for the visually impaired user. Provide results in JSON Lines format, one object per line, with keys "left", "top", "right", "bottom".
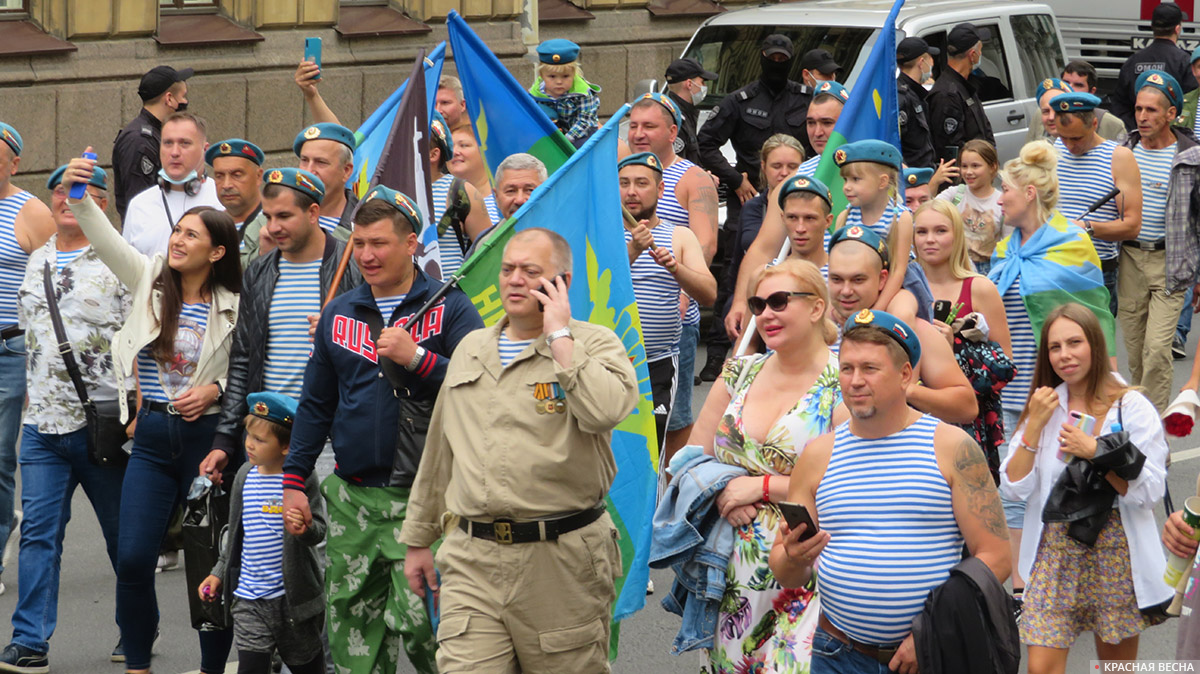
{"left": 1082, "top": 220, "right": 1095, "bottom": 237}
{"left": 405, "top": 346, "right": 427, "bottom": 372}
{"left": 546, "top": 326, "right": 573, "bottom": 347}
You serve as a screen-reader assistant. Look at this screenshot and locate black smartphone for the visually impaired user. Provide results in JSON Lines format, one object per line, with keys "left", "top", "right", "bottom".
{"left": 933, "top": 299, "right": 952, "bottom": 323}
{"left": 537, "top": 273, "right": 567, "bottom": 312}
{"left": 777, "top": 501, "right": 818, "bottom": 541}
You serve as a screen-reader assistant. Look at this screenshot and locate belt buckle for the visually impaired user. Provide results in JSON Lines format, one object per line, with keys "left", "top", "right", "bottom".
{"left": 493, "top": 520, "right": 513, "bottom": 545}
{"left": 166, "top": 403, "right": 180, "bottom": 416}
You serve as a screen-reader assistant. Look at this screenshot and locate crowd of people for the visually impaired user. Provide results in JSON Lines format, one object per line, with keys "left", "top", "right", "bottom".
{"left": 2, "top": 6, "right": 1200, "bottom": 674}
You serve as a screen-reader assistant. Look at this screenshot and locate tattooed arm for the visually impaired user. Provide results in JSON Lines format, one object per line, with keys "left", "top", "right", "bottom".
{"left": 936, "top": 424, "right": 1012, "bottom": 583}
{"left": 682, "top": 166, "right": 719, "bottom": 265}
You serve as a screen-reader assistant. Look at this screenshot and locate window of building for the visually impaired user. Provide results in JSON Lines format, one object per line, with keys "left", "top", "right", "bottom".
{"left": 0, "top": 0, "right": 27, "bottom": 15}
{"left": 160, "top": 0, "right": 218, "bottom": 11}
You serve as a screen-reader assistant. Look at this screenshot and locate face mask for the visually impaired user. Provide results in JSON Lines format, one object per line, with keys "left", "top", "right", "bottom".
{"left": 760, "top": 55, "right": 791, "bottom": 91}
{"left": 158, "top": 168, "right": 198, "bottom": 186}
{"left": 174, "top": 101, "right": 188, "bottom": 112}
{"left": 920, "top": 57, "right": 933, "bottom": 82}
{"left": 692, "top": 83, "right": 708, "bottom": 105}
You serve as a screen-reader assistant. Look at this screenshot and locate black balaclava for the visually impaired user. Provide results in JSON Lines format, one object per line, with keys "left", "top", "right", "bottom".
{"left": 760, "top": 55, "right": 792, "bottom": 93}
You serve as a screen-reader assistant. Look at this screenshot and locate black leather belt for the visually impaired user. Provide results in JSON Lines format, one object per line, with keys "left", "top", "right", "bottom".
{"left": 143, "top": 400, "right": 181, "bottom": 415}
{"left": 458, "top": 504, "right": 605, "bottom": 545}
{"left": 818, "top": 613, "right": 900, "bottom": 666}
{"left": 0, "top": 326, "right": 22, "bottom": 341}
{"left": 1101, "top": 257, "right": 1119, "bottom": 272}
{"left": 1122, "top": 239, "right": 1166, "bottom": 252}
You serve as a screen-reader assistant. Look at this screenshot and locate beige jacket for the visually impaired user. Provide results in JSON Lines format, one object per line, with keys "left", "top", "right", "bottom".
{"left": 69, "top": 197, "right": 238, "bottom": 423}
{"left": 399, "top": 318, "right": 639, "bottom": 548}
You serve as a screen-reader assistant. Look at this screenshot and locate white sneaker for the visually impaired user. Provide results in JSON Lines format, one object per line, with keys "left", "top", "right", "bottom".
{"left": 155, "top": 550, "right": 181, "bottom": 573}
{"left": 646, "top": 579, "right": 654, "bottom": 595}
{"left": 2, "top": 510, "right": 21, "bottom": 569}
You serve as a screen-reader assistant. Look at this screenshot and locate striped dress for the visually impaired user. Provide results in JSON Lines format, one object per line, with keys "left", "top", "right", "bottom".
{"left": 0, "top": 190, "right": 34, "bottom": 326}
{"left": 1000, "top": 279, "right": 1037, "bottom": 412}
{"left": 263, "top": 259, "right": 322, "bottom": 399}
{"left": 1131, "top": 142, "right": 1175, "bottom": 244}
{"left": 816, "top": 414, "right": 963, "bottom": 645}
{"left": 658, "top": 158, "right": 701, "bottom": 327}
{"left": 430, "top": 174, "right": 466, "bottom": 276}
{"left": 234, "top": 467, "right": 286, "bottom": 600}
{"left": 137, "top": 302, "right": 210, "bottom": 402}
{"left": 624, "top": 221, "right": 682, "bottom": 361}
{"left": 1055, "top": 138, "right": 1120, "bottom": 259}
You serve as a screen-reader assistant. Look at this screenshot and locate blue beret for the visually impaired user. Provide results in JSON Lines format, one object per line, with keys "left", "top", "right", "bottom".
{"left": 618, "top": 152, "right": 664, "bottom": 174}
{"left": 903, "top": 167, "right": 934, "bottom": 188}
{"left": 778, "top": 174, "right": 832, "bottom": 210}
{"left": 247, "top": 391, "right": 297, "bottom": 427}
{"left": 430, "top": 111, "right": 453, "bottom": 159}
{"left": 537, "top": 39, "right": 580, "bottom": 65}
{"left": 205, "top": 139, "right": 265, "bottom": 167}
{"left": 47, "top": 164, "right": 109, "bottom": 191}
{"left": 293, "top": 123, "right": 357, "bottom": 157}
{"left": 263, "top": 167, "right": 325, "bottom": 205}
{"left": 1135, "top": 69, "right": 1183, "bottom": 110}
{"left": 1035, "top": 77, "right": 1072, "bottom": 102}
{"left": 364, "top": 185, "right": 424, "bottom": 235}
{"left": 829, "top": 224, "right": 889, "bottom": 270}
{"left": 1049, "top": 91, "right": 1102, "bottom": 114}
{"left": 842, "top": 309, "right": 922, "bottom": 367}
{"left": 813, "top": 80, "right": 850, "bottom": 103}
{"left": 1192, "top": 46, "right": 1200, "bottom": 63}
{"left": 0, "top": 123, "right": 21, "bottom": 157}
{"left": 834, "top": 139, "right": 902, "bottom": 172}
{"left": 633, "top": 92, "right": 682, "bottom": 128}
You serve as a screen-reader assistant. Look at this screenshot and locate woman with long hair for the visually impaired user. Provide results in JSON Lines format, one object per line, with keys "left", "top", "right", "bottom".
{"left": 690, "top": 260, "right": 847, "bottom": 673}
{"left": 448, "top": 127, "right": 501, "bottom": 223}
{"left": 64, "top": 150, "right": 241, "bottom": 674}
{"left": 1001, "top": 303, "right": 1170, "bottom": 673}
{"left": 934, "top": 139, "right": 1005, "bottom": 274}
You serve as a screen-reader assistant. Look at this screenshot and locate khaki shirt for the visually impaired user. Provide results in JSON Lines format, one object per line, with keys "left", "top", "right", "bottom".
{"left": 400, "top": 318, "right": 638, "bottom": 548}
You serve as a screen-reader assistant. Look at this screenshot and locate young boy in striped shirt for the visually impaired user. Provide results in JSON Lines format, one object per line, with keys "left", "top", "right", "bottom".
{"left": 199, "top": 391, "right": 327, "bottom": 674}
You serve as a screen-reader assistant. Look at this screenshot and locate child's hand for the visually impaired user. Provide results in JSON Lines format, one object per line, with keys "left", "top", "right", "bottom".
{"left": 285, "top": 507, "right": 309, "bottom": 534}
{"left": 198, "top": 575, "right": 221, "bottom": 602}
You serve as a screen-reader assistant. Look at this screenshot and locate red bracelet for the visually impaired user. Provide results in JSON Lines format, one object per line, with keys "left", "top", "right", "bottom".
{"left": 762, "top": 475, "right": 770, "bottom": 503}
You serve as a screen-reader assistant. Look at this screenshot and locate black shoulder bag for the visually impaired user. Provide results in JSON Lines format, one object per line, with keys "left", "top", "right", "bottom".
{"left": 362, "top": 309, "right": 433, "bottom": 487}
{"left": 43, "top": 262, "right": 134, "bottom": 467}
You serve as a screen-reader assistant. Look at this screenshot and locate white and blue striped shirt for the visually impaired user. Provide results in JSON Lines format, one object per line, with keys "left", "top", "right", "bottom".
{"left": 1055, "top": 138, "right": 1120, "bottom": 259}
{"left": 1194, "top": 105, "right": 1200, "bottom": 138}
{"left": 432, "top": 175, "right": 466, "bottom": 276}
{"left": 498, "top": 332, "right": 534, "bottom": 367}
{"left": 55, "top": 248, "right": 86, "bottom": 274}
{"left": 816, "top": 415, "right": 963, "bottom": 645}
{"left": 375, "top": 294, "right": 407, "bottom": 324}
{"left": 234, "top": 467, "right": 286, "bottom": 600}
{"left": 1001, "top": 279, "right": 1037, "bottom": 411}
{"left": 484, "top": 194, "right": 501, "bottom": 224}
{"left": 1132, "top": 142, "right": 1175, "bottom": 243}
{"left": 263, "top": 259, "right": 322, "bottom": 399}
{"left": 0, "top": 190, "right": 34, "bottom": 325}
{"left": 843, "top": 199, "right": 903, "bottom": 240}
{"left": 317, "top": 215, "right": 339, "bottom": 234}
{"left": 624, "top": 221, "right": 682, "bottom": 360}
{"left": 797, "top": 155, "right": 820, "bottom": 177}
{"left": 137, "top": 302, "right": 210, "bottom": 402}
{"left": 659, "top": 158, "right": 701, "bottom": 327}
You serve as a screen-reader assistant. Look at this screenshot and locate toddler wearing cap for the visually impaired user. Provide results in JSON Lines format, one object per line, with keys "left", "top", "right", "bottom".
{"left": 529, "top": 38, "right": 601, "bottom": 146}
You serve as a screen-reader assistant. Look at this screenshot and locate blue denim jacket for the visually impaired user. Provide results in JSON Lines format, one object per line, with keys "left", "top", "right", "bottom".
{"left": 649, "top": 450, "right": 746, "bottom": 653}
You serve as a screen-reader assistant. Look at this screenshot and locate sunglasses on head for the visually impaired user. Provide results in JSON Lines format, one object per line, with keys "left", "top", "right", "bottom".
{"left": 747, "top": 291, "right": 813, "bottom": 316}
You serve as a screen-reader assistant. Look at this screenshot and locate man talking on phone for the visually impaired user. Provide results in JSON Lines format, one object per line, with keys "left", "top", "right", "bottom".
{"left": 770, "top": 310, "right": 1010, "bottom": 674}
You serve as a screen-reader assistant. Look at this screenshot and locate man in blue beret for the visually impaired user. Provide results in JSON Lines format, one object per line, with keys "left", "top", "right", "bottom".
{"left": 772, "top": 308, "right": 1010, "bottom": 674}
{"left": 779, "top": 174, "right": 835, "bottom": 273}
{"left": 902, "top": 167, "right": 936, "bottom": 211}
{"left": 1059, "top": 60, "right": 1128, "bottom": 142}
{"left": 207, "top": 139, "right": 266, "bottom": 266}
{"left": 294, "top": 123, "right": 358, "bottom": 242}
{"left": 0, "top": 161, "right": 128, "bottom": 672}
{"left": 1117, "top": 70, "right": 1200, "bottom": 412}
{"left": 281, "top": 187, "right": 483, "bottom": 674}
{"left": 1052, "top": 91, "right": 1143, "bottom": 320}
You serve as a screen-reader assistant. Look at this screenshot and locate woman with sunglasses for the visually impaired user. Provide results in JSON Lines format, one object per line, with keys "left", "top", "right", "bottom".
{"left": 691, "top": 260, "right": 847, "bottom": 674}
{"left": 63, "top": 150, "right": 240, "bottom": 674}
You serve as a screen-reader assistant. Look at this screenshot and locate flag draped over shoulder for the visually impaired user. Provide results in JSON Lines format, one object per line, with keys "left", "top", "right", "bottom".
{"left": 446, "top": 10, "right": 576, "bottom": 176}
{"left": 455, "top": 105, "right": 658, "bottom": 629}
{"left": 352, "top": 42, "right": 445, "bottom": 200}
{"left": 812, "top": 0, "right": 905, "bottom": 216}
{"left": 989, "top": 211, "right": 1117, "bottom": 354}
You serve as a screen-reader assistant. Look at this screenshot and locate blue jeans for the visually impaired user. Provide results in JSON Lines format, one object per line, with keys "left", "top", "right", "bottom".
{"left": 668, "top": 323, "right": 699, "bottom": 431}
{"left": 1178, "top": 286, "right": 1194, "bottom": 343}
{"left": 11, "top": 425, "right": 124, "bottom": 654}
{"left": 116, "top": 408, "right": 231, "bottom": 672}
{"left": 811, "top": 626, "right": 897, "bottom": 674}
{"left": 0, "top": 334, "right": 27, "bottom": 576}
{"left": 1000, "top": 407, "right": 1026, "bottom": 529}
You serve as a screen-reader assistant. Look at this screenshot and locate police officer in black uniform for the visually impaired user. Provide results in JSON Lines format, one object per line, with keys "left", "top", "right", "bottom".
{"left": 1109, "top": 2, "right": 1198, "bottom": 130}
{"left": 112, "top": 65, "right": 192, "bottom": 221}
{"left": 927, "top": 23, "right": 995, "bottom": 165}
{"left": 665, "top": 58, "right": 718, "bottom": 166}
{"left": 897, "top": 37, "right": 938, "bottom": 169}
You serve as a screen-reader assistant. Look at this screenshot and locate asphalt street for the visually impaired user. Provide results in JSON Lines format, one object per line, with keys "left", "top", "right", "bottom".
{"left": 10, "top": 328, "right": 1200, "bottom": 674}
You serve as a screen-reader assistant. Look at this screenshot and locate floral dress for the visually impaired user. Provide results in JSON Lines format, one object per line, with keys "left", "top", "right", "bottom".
{"left": 703, "top": 351, "right": 842, "bottom": 674}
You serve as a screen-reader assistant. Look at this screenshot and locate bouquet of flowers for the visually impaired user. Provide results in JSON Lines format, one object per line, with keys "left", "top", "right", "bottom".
{"left": 1163, "top": 389, "right": 1200, "bottom": 437}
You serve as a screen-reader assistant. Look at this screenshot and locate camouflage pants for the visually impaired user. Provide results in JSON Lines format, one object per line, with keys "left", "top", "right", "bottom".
{"left": 321, "top": 474, "right": 437, "bottom": 674}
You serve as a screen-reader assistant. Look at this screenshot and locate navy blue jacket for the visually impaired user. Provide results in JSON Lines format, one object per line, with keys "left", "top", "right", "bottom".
{"left": 283, "top": 266, "right": 483, "bottom": 489}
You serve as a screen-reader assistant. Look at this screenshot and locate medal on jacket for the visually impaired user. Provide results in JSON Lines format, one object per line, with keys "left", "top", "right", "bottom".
{"left": 534, "top": 382, "right": 566, "bottom": 414}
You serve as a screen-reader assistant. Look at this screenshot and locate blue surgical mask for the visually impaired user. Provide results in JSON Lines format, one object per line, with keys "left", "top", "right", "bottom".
{"left": 158, "top": 168, "right": 198, "bottom": 186}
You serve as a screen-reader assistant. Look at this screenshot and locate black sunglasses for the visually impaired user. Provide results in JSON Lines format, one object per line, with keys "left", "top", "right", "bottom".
{"left": 747, "top": 291, "right": 814, "bottom": 316}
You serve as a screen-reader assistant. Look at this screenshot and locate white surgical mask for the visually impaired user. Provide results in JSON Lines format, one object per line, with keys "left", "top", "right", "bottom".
{"left": 158, "top": 168, "right": 198, "bottom": 186}
{"left": 692, "top": 83, "right": 708, "bottom": 105}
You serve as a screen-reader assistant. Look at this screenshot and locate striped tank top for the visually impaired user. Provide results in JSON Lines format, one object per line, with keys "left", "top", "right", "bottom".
{"left": 843, "top": 199, "right": 903, "bottom": 240}
{"left": 624, "top": 221, "right": 682, "bottom": 360}
{"left": 430, "top": 175, "right": 466, "bottom": 276}
{"left": 816, "top": 414, "right": 963, "bottom": 645}
{"left": 0, "top": 191, "right": 34, "bottom": 325}
{"left": 1055, "top": 137, "right": 1120, "bottom": 259}
{"left": 797, "top": 155, "right": 820, "bottom": 177}
{"left": 659, "top": 157, "right": 701, "bottom": 326}
{"left": 1132, "top": 142, "right": 1175, "bottom": 243}
{"left": 1000, "top": 278, "right": 1037, "bottom": 411}
{"left": 484, "top": 194, "right": 501, "bottom": 224}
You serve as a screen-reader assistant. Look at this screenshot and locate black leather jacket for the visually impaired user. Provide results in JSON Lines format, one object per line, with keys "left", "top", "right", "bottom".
{"left": 1042, "top": 428, "right": 1146, "bottom": 546}
{"left": 210, "top": 232, "right": 363, "bottom": 458}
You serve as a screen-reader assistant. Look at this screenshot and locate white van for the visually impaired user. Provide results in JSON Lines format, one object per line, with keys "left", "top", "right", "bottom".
{"left": 678, "top": 0, "right": 1069, "bottom": 163}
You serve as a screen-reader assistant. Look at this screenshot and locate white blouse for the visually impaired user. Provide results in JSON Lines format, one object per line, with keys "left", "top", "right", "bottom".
{"left": 999, "top": 381, "right": 1173, "bottom": 610}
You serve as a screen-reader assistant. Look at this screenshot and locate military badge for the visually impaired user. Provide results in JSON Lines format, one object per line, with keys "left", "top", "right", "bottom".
{"left": 304, "top": 126, "right": 321, "bottom": 140}
{"left": 855, "top": 309, "right": 874, "bottom": 324}
{"left": 267, "top": 170, "right": 283, "bottom": 183}
{"left": 219, "top": 143, "right": 231, "bottom": 154}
